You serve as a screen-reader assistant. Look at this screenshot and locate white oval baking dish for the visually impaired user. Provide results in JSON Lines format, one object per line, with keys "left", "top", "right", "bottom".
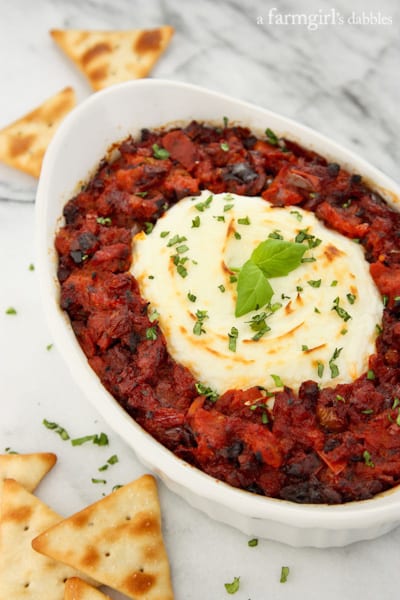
{"left": 36, "top": 79, "right": 400, "bottom": 547}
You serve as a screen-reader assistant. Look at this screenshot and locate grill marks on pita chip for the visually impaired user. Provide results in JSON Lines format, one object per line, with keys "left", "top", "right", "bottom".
{"left": 0, "top": 479, "right": 97, "bottom": 600}
{"left": 0, "top": 87, "right": 76, "bottom": 177}
{"left": 50, "top": 27, "right": 175, "bottom": 91}
{"left": 32, "top": 474, "right": 174, "bottom": 600}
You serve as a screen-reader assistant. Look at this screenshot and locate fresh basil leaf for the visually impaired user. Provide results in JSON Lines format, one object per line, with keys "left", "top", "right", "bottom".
{"left": 250, "top": 239, "right": 306, "bottom": 278}
{"left": 235, "top": 261, "right": 273, "bottom": 317}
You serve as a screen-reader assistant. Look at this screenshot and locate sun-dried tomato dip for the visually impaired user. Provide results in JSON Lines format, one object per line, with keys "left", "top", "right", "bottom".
{"left": 55, "top": 121, "right": 400, "bottom": 504}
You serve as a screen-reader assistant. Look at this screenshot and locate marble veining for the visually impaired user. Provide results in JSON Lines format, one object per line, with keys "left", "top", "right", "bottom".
{"left": 1, "top": 1, "right": 399, "bottom": 599}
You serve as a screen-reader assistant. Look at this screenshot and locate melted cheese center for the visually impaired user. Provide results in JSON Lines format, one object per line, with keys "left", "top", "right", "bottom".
{"left": 131, "top": 191, "right": 383, "bottom": 393}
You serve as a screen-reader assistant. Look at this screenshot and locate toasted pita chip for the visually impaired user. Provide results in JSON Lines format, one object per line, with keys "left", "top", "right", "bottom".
{"left": 0, "top": 87, "right": 76, "bottom": 177}
{"left": 50, "top": 28, "right": 174, "bottom": 91}
{"left": 0, "top": 452, "right": 56, "bottom": 510}
{"left": 33, "top": 474, "right": 174, "bottom": 600}
{"left": 0, "top": 479, "right": 97, "bottom": 599}
{"left": 65, "top": 578, "right": 112, "bottom": 600}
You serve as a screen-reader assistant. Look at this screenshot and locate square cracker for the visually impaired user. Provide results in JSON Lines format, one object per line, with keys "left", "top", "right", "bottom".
{"left": 0, "top": 479, "right": 97, "bottom": 599}
{"left": 65, "top": 577, "right": 112, "bottom": 600}
{"left": 33, "top": 474, "right": 174, "bottom": 600}
{"left": 0, "top": 452, "right": 56, "bottom": 509}
{"left": 50, "top": 28, "right": 174, "bottom": 91}
{"left": 0, "top": 86, "right": 76, "bottom": 177}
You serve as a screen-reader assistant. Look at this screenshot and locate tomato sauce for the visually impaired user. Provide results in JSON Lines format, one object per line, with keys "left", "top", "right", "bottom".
{"left": 55, "top": 121, "right": 400, "bottom": 504}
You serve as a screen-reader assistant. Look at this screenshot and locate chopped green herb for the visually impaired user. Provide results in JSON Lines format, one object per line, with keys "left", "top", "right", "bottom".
{"left": 261, "top": 412, "right": 269, "bottom": 424}
{"left": 220, "top": 142, "right": 230, "bottom": 152}
{"left": 146, "top": 327, "right": 158, "bottom": 341}
{"left": 91, "top": 478, "right": 107, "bottom": 484}
{"left": 4, "top": 447, "right": 18, "bottom": 454}
{"left": 362, "top": 409, "right": 374, "bottom": 415}
{"left": 195, "top": 195, "right": 213, "bottom": 212}
{"left": 28, "top": 263, "right": 35, "bottom": 271}
{"left": 341, "top": 328, "right": 348, "bottom": 335}
{"left": 346, "top": 293, "right": 356, "bottom": 304}
{"left": 332, "top": 298, "right": 352, "bottom": 322}
{"left": 46, "top": 343, "right": 53, "bottom": 351}
{"left": 271, "top": 374, "right": 283, "bottom": 388}
{"left": 224, "top": 577, "right": 240, "bottom": 594}
{"left": 160, "top": 231, "right": 170, "bottom": 238}
{"left": 392, "top": 398, "right": 400, "bottom": 409}
{"left": 301, "top": 345, "right": 309, "bottom": 351}
{"left": 296, "top": 286, "right": 303, "bottom": 292}
{"left": 363, "top": 450, "right": 375, "bottom": 468}
{"left": 218, "top": 284, "right": 226, "bottom": 293}
{"left": 176, "top": 244, "right": 189, "bottom": 254}
{"left": 152, "top": 143, "right": 170, "bottom": 160}
{"left": 396, "top": 410, "right": 400, "bottom": 427}
{"left": 195, "top": 382, "right": 218, "bottom": 401}
{"left": 214, "top": 215, "right": 225, "bottom": 222}
{"left": 314, "top": 307, "right": 321, "bottom": 314}
{"left": 234, "top": 231, "right": 242, "bottom": 240}
{"left": 290, "top": 210, "right": 303, "bottom": 221}
{"left": 5, "top": 307, "right": 17, "bottom": 315}
{"left": 317, "top": 362, "right": 324, "bottom": 378}
{"left": 229, "top": 274, "right": 238, "bottom": 283}
{"left": 94, "top": 433, "right": 109, "bottom": 446}
{"left": 228, "top": 327, "right": 239, "bottom": 352}
{"left": 148, "top": 275, "right": 155, "bottom": 280}
{"left": 96, "top": 216, "right": 112, "bottom": 226}
{"left": 191, "top": 216, "right": 201, "bottom": 228}
{"left": 224, "top": 203, "right": 234, "bottom": 212}
{"left": 42, "top": 419, "right": 70, "bottom": 441}
{"left": 383, "top": 295, "right": 388, "bottom": 307}
{"left": 167, "top": 234, "right": 187, "bottom": 247}
{"left": 223, "top": 116, "right": 229, "bottom": 128}
{"left": 148, "top": 309, "right": 159, "bottom": 322}
{"left": 237, "top": 216, "right": 251, "bottom": 225}
{"left": 176, "top": 263, "right": 188, "bottom": 278}
{"left": 295, "top": 229, "right": 322, "bottom": 249}
{"left": 307, "top": 279, "right": 322, "bottom": 288}
{"left": 301, "top": 257, "right": 316, "bottom": 263}
{"left": 248, "top": 538, "right": 258, "bottom": 547}
{"left": 144, "top": 222, "right": 154, "bottom": 234}
{"left": 193, "top": 309, "right": 208, "bottom": 336}
{"left": 336, "top": 394, "right": 345, "bottom": 402}
{"left": 367, "top": 369, "right": 376, "bottom": 381}
{"left": 265, "top": 127, "right": 279, "bottom": 146}
{"left": 187, "top": 291, "right": 197, "bottom": 302}
{"left": 71, "top": 435, "right": 97, "bottom": 446}
{"left": 135, "top": 191, "right": 148, "bottom": 198}
{"left": 112, "top": 485, "right": 123, "bottom": 492}
{"left": 331, "top": 280, "right": 338, "bottom": 287}
{"left": 280, "top": 566, "right": 290, "bottom": 583}
{"left": 268, "top": 230, "right": 284, "bottom": 240}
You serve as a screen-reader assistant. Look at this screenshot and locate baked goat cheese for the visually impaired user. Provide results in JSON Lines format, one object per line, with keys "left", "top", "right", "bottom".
{"left": 131, "top": 190, "right": 383, "bottom": 393}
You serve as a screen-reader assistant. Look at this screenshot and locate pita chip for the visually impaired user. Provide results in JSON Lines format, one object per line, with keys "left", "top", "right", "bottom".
{"left": 0, "top": 452, "right": 56, "bottom": 507}
{"left": 50, "top": 27, "right": 174, "bottom": 91}
{"left": 64, "top": 578, "right": 112, "bottom": 600}
{"left": 33, "top": 474, "right": 174, "bottom": 600}
{"left": 0, "top": 479, "right": 97, "bottom": 600}
{"left": 0, "top": 86, "right": 76, "bottom": 177}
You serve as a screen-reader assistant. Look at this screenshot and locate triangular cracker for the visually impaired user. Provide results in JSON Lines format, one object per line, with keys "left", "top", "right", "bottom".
{"left": 0, "top": 86, "right": 76, "bottom": 177}
{"left": 50, "top": 28, "right": 174, "bottom": 91}
{"left": 33, "top": 474, "right": 174, "bottom": 600}
{"left": 65, "top": 578, "right": 111, "bottom": 600}
{"left": 0, "top": 479, "right": 97, "bottom": 599}
{"left": 0, "top": 452, "right": 57, "bottom": 511}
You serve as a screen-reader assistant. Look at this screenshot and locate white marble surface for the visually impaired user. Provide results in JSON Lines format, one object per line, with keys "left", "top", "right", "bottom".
{"left": 1, "top": 0, "right": 400, "bottom": 598}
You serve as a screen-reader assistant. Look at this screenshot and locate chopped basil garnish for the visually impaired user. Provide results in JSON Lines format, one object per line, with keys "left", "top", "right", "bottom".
{"left": 96, "top": 216, "right": 112, "bottom": 226}
{"left": 228, "top": 327, "right": 239, "bottom": 352}
{"left": 265, "top": 127, "right": 279, "bottom": 146}
{"left": 91, "top": 478, "right": 107, "bottom": 484}
{"left": 307, "top": 279, "right": 321, "bottom": 288}
{"left": 248, "top": 538, "right": 258, "bottom": 547}
{"left": 367, "top": 369, "right": 375, "bottom": 380}
{"left": 317, "top": 362, "right": 324, "bottom": 378}
{"left": 160, "top": 231, "right": 170, "bottom": 238}
{"left": 144, "top": 222, "right": 154, "bottom": 234}
{"left": 329, "top": 347, "right": 342, "bottom": 378}
{"left": 220, "top": 142, "right": 230, "bottom": 152}
{"left": 218, "top": 284, "right": 226, "bottom": 293}
{"left": 224, "top": 203, "right": 234, "bottom": 212}
{"left": 195, "top": 195, "right": 213, "bottom": 212}
{"left": 71, "top": 432, "right": 109, "bottom": 447}
{"left": 290, "top": 210, "right": 303, "bottom": 221}
{"left": 28, "top": 263, "right": 35, "bottom": 271}
{"left": 224, "top": 577, "right": 240, "bottom": 594}
{"left": 5, "top": 307, "right": 17, "bottom": 315}
{"left": 46, "top": 343, "right": 53, "bottom": 351}
{"left": 237, "top": 216, "right": 251, "bottom": 225}
{"left": 152, "top": 143, "right": 170, "bottom": 160}
{"left": 187, "top": 291, "right": 197, "bottom": 302}
{"left": 363, "top": 450, "right": 375, "bottom": 468}
{"left": 195, "top": 382, "right": 218, "bottom": 401}
{"left": 268, "top": 230, "right": 284, "bottom": 240}
{"left": 43, "top": 419, "right": 70, "bottom": 441}
{"left": 167, "top": 234, "right": 187, "bottom": 247}
{"left": 191, "top": 216, "right": 201, "bottom": 228}
{"left": 193, "top": 310, "right": 208, "bottom": 336}
{"left": 332, "top": 297, "right": 352, "bottom": 322}
{"left": 146, "top": 327, "right": 158, "bottom": 341}
{"left": 280, "top": 566, "right": 290, "bottom": 583}
{"left": 234, "top": 231, "right": 241, "bottom": 240}
{"left": 347, "top": 293, "right": 356, "bottom": 304}
{"left": 135, "top": 191, "right": 148, "bottom": 198}
{"left": 223, "top": 116, "right": 229, "bottom": 128}
{"left": 271, "top": 374, "right": 283, "bottom": 388}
